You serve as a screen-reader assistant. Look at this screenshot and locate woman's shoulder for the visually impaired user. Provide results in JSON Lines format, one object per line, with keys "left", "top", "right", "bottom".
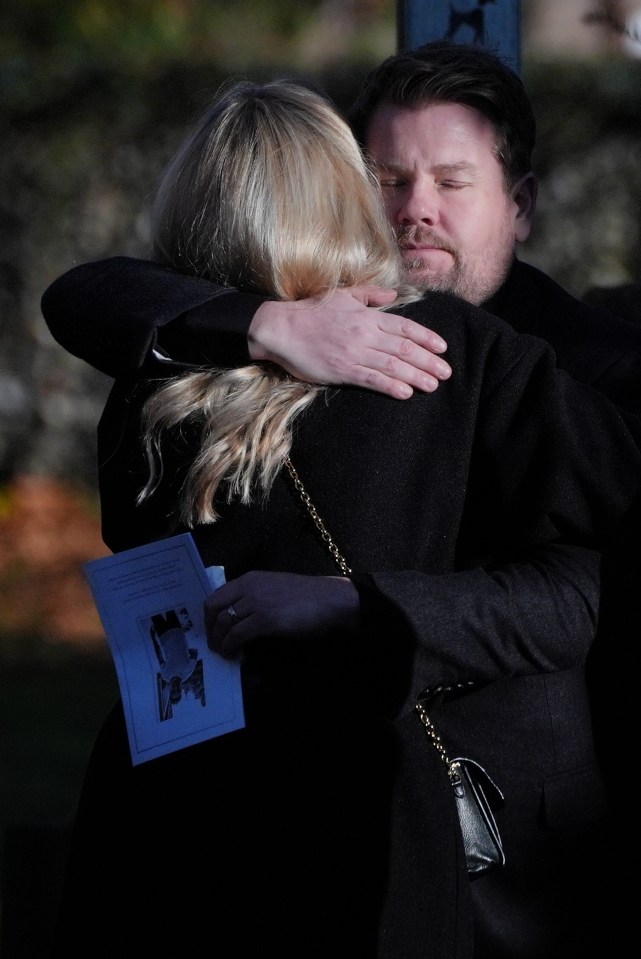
{"left": 396, "top": 291, "right": 553, "bottom": 362}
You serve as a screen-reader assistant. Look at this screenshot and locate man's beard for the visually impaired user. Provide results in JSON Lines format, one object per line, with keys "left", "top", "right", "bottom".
{"left": 397, "top": 225, "right": 455, "bottom": 256}
{"left": 403, "top": 258, "right": 458, "bottom": 292}
{"left": 397, "top": 226, "right": 460, "bottom": 293}
{"left": 396, "top": 225, "right": 510, "bottom": 306}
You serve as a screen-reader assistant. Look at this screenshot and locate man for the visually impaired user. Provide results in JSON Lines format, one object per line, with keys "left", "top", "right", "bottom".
{"left": 41, "top": 42, "right": 640, "bottom": 957}
{"left": 350, "top": 41, "right": 534, "bottom": 308}
{"left": 42, "top": 42, "right": 641, "bottom": 412}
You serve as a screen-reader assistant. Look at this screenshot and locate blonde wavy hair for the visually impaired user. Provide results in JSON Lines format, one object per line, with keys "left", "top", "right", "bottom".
{"left": 139, "top": 79, "right": 419, "bottom": 526}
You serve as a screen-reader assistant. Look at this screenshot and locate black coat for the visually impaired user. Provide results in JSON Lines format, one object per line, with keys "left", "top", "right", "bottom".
{"left": 53, "top": 290, "right": 641, "bottom": 958}
{"left": 485, "top": 260, "right": 641, "bottom": 413}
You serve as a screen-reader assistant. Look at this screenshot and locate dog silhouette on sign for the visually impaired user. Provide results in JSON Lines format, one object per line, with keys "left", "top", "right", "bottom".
{"left": 445, "top": 0, "right": 496, "bottom": 45}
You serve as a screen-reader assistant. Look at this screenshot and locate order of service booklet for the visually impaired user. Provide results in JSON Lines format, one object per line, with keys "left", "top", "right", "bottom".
{"left": 84, "top": 532, "right": 245, "bottom": 765}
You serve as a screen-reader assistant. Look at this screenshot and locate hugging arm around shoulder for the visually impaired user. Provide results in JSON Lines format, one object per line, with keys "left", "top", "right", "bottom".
{"left": 41, "top": 256, "right": 261, "bottom": 377}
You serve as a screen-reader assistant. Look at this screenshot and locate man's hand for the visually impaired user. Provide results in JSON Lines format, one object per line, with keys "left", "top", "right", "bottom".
{"left": 205, "top": 571, "right": 360, "bottom": 659}
{"left": 248, "top": 286, "right": 451, "bottom": 399}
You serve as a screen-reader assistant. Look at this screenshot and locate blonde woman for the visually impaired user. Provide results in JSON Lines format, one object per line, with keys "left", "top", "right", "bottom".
{"left": 54, "top": 80, "right": 639, "bottom": 959}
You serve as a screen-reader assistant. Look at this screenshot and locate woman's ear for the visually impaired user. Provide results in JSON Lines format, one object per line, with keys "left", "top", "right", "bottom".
{"left": 512, "top": 172, "right": 537, "bottom": 243}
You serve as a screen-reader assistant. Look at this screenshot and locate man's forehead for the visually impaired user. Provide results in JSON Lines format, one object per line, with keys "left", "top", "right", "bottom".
{"left": 367, "top": 100, "right": 494, "bottom": 136}
{"left": 365, "top": 101, "right": 499, "bottom": 165}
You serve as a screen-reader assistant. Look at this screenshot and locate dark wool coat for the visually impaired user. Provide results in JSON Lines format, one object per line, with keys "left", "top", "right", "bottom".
{"left": 485, "top": 259, "right": 641, "bottom": 413}
{"left": 51, "top": 288, "right": 641, "bottom": 959}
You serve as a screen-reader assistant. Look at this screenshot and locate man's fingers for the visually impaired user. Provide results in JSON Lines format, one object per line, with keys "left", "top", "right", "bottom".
{"left": 353, "top": 359, "right": 447, "bottom": 399}
{"left": 393, "top": 340, "right": 452, "bottom": 379}
{"left": 345, "top": 285, "right": 399, "bottom": 307}
{"left": 380, "top": 315, "right": 448, "bottom": 353}
{"left": 248, "top": 288, "right": 452, "bottom": 397}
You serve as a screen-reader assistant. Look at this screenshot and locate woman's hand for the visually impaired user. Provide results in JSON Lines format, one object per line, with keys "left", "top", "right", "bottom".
{"left": 204, "top": 570, "right": 360, "bottom": 659}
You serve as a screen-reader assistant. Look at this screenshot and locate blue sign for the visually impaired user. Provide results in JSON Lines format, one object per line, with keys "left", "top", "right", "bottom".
{"left": 397, "top": 0, "right": 521, "bottom": 74}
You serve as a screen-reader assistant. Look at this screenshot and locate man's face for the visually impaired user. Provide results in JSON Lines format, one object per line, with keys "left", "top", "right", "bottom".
{"left": 366, "top": 101, "right": 531, "bottom": 305}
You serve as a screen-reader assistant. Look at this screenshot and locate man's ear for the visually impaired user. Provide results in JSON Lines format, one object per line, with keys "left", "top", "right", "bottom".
{"left": 512, "top": 172, "right": 537, "bottom": 243}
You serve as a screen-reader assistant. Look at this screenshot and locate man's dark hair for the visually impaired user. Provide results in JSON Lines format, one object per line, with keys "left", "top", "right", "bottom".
{"left": 350, "top": 40, "right": 536, "bottom": 185}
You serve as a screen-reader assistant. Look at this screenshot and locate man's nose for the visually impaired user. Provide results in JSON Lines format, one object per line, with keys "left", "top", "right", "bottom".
{"left": 397, "top": 180, "right": 438, "bottom": 226}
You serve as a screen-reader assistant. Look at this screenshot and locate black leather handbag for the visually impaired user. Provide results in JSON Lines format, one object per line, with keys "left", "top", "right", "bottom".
{"left": 415, "top": 699, "right": 505, "bottom": 878}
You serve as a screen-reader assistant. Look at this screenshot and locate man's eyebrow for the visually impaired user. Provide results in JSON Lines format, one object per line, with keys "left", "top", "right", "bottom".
{"left": 433, "top": 161, "right": 477, "bottom": 175}
{"left": 373, "top": 160, "right": 478, "bottom": 176}
{"left": 371, "top": 160, "right": 410, "bottom": 175}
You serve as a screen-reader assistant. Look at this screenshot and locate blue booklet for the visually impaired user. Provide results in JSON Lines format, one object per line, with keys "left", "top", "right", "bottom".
{"left": 84, "top": 532, "right": 245, "bottom": 765}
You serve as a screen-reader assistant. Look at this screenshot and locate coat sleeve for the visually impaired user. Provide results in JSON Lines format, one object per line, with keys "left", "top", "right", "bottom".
{"left": 358, "top": 544, "right": 600, "bottom": 702}
{"left": 356, "top": 324, "right": 641, "bottom": 708}
{"left": 41, "top": 256, "right": 263, "bottom": 377}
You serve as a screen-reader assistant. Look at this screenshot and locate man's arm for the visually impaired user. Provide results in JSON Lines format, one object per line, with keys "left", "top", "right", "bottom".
{"left": 41, "top": 256, "right": 452, "bottom": 397}
{"left": 365, "top": 545, "right": 601, "bottom": 700}
{"left": 41, "top": 257, "right": 258, "bottom": 377}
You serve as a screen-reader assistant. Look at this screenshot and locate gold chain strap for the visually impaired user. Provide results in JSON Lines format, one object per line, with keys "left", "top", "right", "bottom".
{"left": 285, "top": 458, "right": 458, "bottom": 781}
{"left": 415, "top": 701, "right": 459, "bottom": 782}
{"left": 415, "top": 703, "right": 451, "bottom": 766}
{"left": 285, "top": 457, "right": 352, "bottom": 576}
{"left": 283, "top": 456, "right": 464, "bottom": 787}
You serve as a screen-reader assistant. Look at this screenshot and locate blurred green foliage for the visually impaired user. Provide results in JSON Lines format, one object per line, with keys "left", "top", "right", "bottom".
{"left": 0, "top": 0, "right": 396, "bottom": 113}
{"left": 0, "top": 0, "right": 311, "bottom": 65}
